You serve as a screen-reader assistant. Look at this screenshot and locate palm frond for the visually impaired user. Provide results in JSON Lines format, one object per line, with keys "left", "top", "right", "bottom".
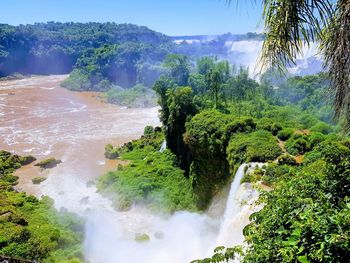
{"left": 322, "top": 0, "right": 350, "bottom": 128}
{"left": 260, "top": 0, "right": 334, "bottom": 72}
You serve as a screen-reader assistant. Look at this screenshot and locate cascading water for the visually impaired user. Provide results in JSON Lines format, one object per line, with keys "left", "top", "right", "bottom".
{"left": 41, "top": 156, "right": 264, "bottom": 262}
{"left": 1, "top": 76, "right": 267, "bottom": 262}
{"left": 159, "top": 140, "right": 167, "bottom": 152}
{"left": 214, "top": 163, "right": 264, "bottom": 248}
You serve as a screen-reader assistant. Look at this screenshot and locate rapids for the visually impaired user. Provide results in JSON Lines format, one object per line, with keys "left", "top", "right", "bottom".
{"left": 0, "top": 75, "right": 262, "bottom": 263}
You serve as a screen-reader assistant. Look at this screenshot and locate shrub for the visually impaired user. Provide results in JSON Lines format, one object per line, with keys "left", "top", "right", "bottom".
{"left": 98, "top": 145, "right": 197, "bottom": 213}
{"left": 241, "top": 167, "right": 264, "bottom": 184}
{"left": 34, "top": 158, "right": 62, "bottom": 169}
{"left": 60, "top": 69, "right": 91, "bottom": 91}
{"left": 32, "top": 176, "right": 47, "bottom": 184}
{"left": 257, "top": 118, "right": 282, "bottom": 135}
{"left": 277, "top": 154, "right": 298, "bottom": 165}
{"left": 104, "top": 144, "right": 119, "bottom": 159}
{"left": 277, "top": 128, "right": 294, "bottom": 141}
{"left": 0, "top": 151, "right": 84, "bottom": 262}
{"left": 227, "top": 130, "right": 282, "bottom": 172}
{"left": 143, "top": 126, "right": 155, "bottom": 137}
{"left": 310, "top": 121, "right": 333, "bottom": 134}
{"left": 285, "top": 135, "right": 309, "bottom": 155}
{"left": 105, "top": 84, "right": 157, "bottom": 107}
{"left": 263, "top": 163, "right": 295, "bottom": 186}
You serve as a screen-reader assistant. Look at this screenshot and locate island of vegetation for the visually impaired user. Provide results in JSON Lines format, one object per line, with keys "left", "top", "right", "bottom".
{"left": 0, "top": 151, "right": 84, "bottom": 262}
{"left": 34, "top": 158, "right": 62, "bottom": 169}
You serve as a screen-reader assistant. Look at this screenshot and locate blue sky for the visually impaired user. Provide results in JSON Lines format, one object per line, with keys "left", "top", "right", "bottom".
{"left": 0, "top": 0, "right": 263, "bottom": 36}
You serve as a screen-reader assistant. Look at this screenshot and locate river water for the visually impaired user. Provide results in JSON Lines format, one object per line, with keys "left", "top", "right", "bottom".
{"left": 0, "top": 75, "right": 259, "bottom": 263}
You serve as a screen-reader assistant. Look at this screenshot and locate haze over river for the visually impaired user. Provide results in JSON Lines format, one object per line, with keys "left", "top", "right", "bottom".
{"left": 0, "top": 75, "right": 258, "bottom": 263}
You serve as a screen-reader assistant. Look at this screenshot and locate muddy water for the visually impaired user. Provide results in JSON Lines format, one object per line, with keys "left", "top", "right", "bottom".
{"left": 0, "top": 75, "right": 160, "bottom": 195}
{"left": 0, "top": 75, "right": 259, "bottom": 263}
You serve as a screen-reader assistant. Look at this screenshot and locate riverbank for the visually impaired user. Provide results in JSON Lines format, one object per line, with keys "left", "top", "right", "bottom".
{"left": 0, "top": 75, "right": 160, "bottom": 195}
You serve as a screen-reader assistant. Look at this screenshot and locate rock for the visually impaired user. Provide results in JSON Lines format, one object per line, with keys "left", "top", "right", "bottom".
{"left": 19, "top": 155, "right": 36, "bottom": 165}
{"left": 32, "top": 176, "right": 47, "bottom": 184}
{"left": 34, "top": 158, "right": 62, "bottom": 169}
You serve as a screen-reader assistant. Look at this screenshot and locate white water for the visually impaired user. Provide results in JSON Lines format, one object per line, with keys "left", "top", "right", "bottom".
{"left": 225, "top": 40, "right": 323, "bottom": 77}
{"left": 0, "top": 76, "right": 266, "bottom": 263}
{"left": 39, "top": 160, "right": 262, "bottom": 262}
{"left": 174, "top": 38, "right": 323, "bottom": 77}
{"left": 215, "top": 163, "right": 264, "bottom": 248}
{"left": 1, "top": 76, "right": 264, "bottom": 262}
{"left": 159, "top": 140, "right": 167, "bottom": 152}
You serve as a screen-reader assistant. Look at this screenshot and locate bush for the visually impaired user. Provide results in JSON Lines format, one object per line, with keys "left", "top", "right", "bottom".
{"left": 310, "top": 121, "right": 333, "bottom": 134}
{"left": 143, "top": 126, "right": 155, "bottom": 137}
{"left": 98, "top": 137, "right": 197, "bottom": 213}
{"left": 241, "top": 167, "right": 264, "bottom": 184}
{"left": 32, "top": 176, "right": 47, "bottom": 184}
{"left": 18, "top": 155, "right": 36, "bottom": 165}
{"left": 227, "top": 130, "right": 282, "bottom": 172}
{"left": 105, "top": 84, "right": 157, "bottom": 107}
{"left": 0, "top": 151, "right": 84, "bottom": 262}
{"left": 104, "top": 144, "right": 119, "bottom": 159}
{"left": 263, "top": 163, "right": 295, "bottom": 186}
{"left": 277, "top": 154, "right": 298, "bottom": 165}
{"left": 60, "top": 69, "right": 91, "bottom": 91}
{"left": 34, "top": 158, "right": 62, "bottom": 169}
{"left": 277, "top": 128, "right": 294, "bottom": 141}
{"left": 257, "top": 118, "right": 282, "bottom": 135}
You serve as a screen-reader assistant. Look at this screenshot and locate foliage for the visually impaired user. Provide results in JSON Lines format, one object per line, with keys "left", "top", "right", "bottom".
{"left": 104, "top": 84, "right": 157, "bottom": 107}
{"left": 241, "top": 167, "right": 265, "bottom": 184}
{"left": 184, "top": 110, "right": 256, "bottom": 208}
{"left": 237, "top": 0, "right": 349, "bottom": 127}
{"left": 191, "top": 246, "right": 243, "bottom": 263}
{"left": 32, "top": 176, "right": 47, "bottom": 184}
{"left": 163, "top": 54, "right": 190, "bottom": 86}
{"left": 34, "top": 158, "right": 62, "bottom": 169}
{"left": 0, "top": 22, "right": 171, "bottom": 77}
{"left": 164, "top": 86, "right": 197, "bottom": 170}
{"left": 242, "top": 142, "right": 350, "bottom": 262}
{"left": 104, "top": 144, "right": 119, "bottom": 160}
{"left": 227, "top": 130, "right": 282, "bottom": 172}
{"left": 277, "top": 128, "right": 295, "bottom": 141}
{"left": 277, "top": 154, "right": 298, "bottom": 166}
{"left": 97, "top": 132, "right": 197, "bottom": 213}
{"left": 143, "top": 126, "right": 155, "bottom": 137}
{"left": 0, "top": 151, "right": 84, "bottom": 262}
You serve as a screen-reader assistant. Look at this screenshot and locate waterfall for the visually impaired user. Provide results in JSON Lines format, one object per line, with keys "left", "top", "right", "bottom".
{"left": 159, "top": 140, "right": 166, "bottom": 152}
{"left": 215, "top": 163, "right": 264, "bottom": 247}
{"left": 219, "top": 164, "right": 247, "bottom": 238}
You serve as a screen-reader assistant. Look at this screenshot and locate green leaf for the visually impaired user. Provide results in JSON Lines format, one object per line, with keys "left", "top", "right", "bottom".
{"left": 297, "top": 255, "right": 310, "bottom": 263}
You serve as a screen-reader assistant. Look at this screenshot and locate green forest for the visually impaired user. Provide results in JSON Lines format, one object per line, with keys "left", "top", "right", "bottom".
{"left": 1, "top": 0, "right": 350, "bottom": 261}
{"left": 99, "top": 55, "right": 349, "bottom": 262}
{"left": 0, "top": 151, "right": 84, "bottom": 262}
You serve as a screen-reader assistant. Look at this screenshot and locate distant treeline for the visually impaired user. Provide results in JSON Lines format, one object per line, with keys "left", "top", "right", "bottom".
{"left": 0, "top": 22, "right": 264, "bottom": 89}
{"left": 0, "top": 22, "right": 172, "bottom": 85}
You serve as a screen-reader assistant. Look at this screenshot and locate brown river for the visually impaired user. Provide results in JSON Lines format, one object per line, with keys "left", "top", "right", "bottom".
{"left": 0, "top": 75, "right": 160, "bottom": 195}
{"left": 0, "top": 75, "right": 258, "bottom": 263}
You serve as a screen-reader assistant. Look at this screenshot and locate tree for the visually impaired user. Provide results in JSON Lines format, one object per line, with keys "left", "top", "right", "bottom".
{"left": 206, "top": 69, "right": 222, "bottom": 109}
{"left": 163, "top": 54, "right": 190, "bottom": 86}
{"left": 152, "top": 76, "right": 175, "bottom": 126}
{"left": 165, "top": 87, "right": 197, "bottom": 171}
{"left": 235, "top": 0, "right": 349, "bottom": 129}
{"left": 188, "top": 73, "right": 207, "bottom": 95}
{"left": 197, "top": 56, "right": 216, "bottom": 75}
